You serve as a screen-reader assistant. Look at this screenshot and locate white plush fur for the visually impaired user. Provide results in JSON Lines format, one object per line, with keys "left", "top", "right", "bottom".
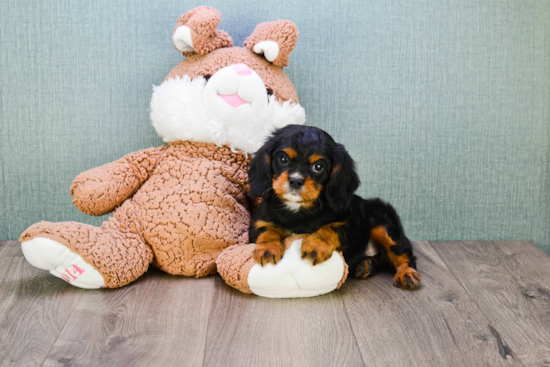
{"left": 150, "top": 68, "right": 306, "bottom": 154}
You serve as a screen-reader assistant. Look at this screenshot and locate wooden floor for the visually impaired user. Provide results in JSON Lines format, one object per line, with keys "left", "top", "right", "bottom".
{"left": 1, "top": 240, "right": 549, "bottom": 367}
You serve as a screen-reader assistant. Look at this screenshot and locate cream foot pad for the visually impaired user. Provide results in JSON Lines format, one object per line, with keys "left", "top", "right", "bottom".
{"left": 216, "top": 235, "right": 348, "bottom": 298}
{"left": 21, "top": 237, "right": 105, "bottom": 289}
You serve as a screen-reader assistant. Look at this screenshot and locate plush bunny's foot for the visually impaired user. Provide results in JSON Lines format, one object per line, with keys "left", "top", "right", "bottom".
{"left": 20, "top": 218, "right": 153, "bottom": 288}
{"left": 217, "top": 235, "right": 349, "bottom": 298}
{"left": 248, "top": 239, "right": 346, "bottom": 298}
{"left": 21, "top": 237, "right": 105, "bottom": 289}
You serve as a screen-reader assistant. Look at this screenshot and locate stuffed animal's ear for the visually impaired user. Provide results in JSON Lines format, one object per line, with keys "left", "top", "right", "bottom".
{"left": 172, "top": 6, "right": 233, "bottom": 56}
{"left": 243, "top": 20, "right": 298, "bottom": 67}
{"left": 325, "top": 144, "right": 360, "bottom": 211}
{"left": 248, "top": 138, "right": 278, "bottom": 199}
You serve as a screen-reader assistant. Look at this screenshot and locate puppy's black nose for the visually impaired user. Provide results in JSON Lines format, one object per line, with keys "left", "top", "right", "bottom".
{"left": 288, "top": 177, "right": 304, "bottom": 190}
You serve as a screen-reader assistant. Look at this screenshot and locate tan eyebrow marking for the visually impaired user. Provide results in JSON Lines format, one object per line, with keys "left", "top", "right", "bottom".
{"left": 282, "top": 148, "right": 297, "bottom": 159}
{"left": 308, "top": 154, "right": 323, "bottom": 163}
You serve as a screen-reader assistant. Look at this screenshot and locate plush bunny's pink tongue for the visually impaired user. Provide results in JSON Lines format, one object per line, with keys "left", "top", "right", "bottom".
{"left": 219, "top": 94, "right": 249, "bottom": 108}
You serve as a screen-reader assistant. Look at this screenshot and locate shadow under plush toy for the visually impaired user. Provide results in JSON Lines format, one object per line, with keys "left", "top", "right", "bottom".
{"left": 19, "top": 6, "right": 349, "bottom": 297}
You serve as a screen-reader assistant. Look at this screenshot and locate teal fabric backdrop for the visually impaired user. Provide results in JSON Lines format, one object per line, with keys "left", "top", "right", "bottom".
{"left": 1, "top": 1, "right": 549, "bottom": 253}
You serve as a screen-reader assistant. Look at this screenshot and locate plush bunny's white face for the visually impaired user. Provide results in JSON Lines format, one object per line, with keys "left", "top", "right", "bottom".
{"left": 203, "top": 63, "right": 269, "bottom": 122}
{"left": 150, "top": 63, "right": 305, "bottom": 154}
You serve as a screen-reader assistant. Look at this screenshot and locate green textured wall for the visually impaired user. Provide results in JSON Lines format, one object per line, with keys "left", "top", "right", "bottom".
{"left": 1, "top": 1, "right": 549, "bottom": 253}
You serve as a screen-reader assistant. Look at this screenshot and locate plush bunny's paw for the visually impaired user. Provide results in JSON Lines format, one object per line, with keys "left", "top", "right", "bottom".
{"left": 21, "top": 237, "right": 105, "bottom": 289}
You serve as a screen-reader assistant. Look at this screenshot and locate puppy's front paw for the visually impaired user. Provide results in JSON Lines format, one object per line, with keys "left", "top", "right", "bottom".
{"left": 393, "top": 267, "right": 421, "bottom": 289}
{"left": 253, "top": 242, "right": 285, "bottom": 266}
{"left": 301, "top": 234, "right": 337, "bottom": 266}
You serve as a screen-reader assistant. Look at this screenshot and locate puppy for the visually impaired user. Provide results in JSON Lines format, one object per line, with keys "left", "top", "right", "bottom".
{"left": 248, "top": 125, "right": 421, "bottom": 289}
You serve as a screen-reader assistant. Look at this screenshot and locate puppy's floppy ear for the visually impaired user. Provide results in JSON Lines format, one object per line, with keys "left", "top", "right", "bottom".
{"left": 325, "top": 144, "right": 360, "bottom": 211}
{"left": 248, "top": 137, "right": 278, "bottom": 199}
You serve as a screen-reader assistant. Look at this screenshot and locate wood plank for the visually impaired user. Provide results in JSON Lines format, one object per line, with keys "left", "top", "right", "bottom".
{"left": 204, "top": 276, "right": 364, "bottom": 367}
{"left": 0, "top": 241, "right": 85, "bottom": 367}
{"left": 340, "top": 241, "right": 521, "bottom": 367}
{"left": 432, "top": 240, "right": 550, "bottom": 366}
{"left": 43, "top": 268, "right": 216, "bottom": 367}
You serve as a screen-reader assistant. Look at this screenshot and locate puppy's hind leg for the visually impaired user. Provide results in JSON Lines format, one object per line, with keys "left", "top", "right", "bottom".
{"left": 353, "top": 241, "right": 383, "bottom": 279}
{"left": 362, "top": 198, "right": 421, "bottom": 289}
{"left": 370, "top": 226, "right": 421, "bottom": 289}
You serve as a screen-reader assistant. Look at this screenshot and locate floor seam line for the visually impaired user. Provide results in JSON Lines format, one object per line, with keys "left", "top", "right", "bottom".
{"left": 199, "top": 276, "right": 219, "bottom": 367}
{"left": 339, "top": 290, "right": 367, "bottom": 367}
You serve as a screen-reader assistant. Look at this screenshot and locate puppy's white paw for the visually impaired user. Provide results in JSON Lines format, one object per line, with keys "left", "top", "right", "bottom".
{"left": 21, "top": 237, "right": 105, "bottom": 289}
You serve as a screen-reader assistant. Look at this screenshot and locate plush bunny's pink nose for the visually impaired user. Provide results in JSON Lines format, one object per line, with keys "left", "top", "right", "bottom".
{"left": 233, "top": 63, "right": 252, "bottom": 76}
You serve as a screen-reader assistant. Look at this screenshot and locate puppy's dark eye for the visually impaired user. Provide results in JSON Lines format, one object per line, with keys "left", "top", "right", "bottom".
{"left": 279, "top": 155, "right": 289, "bottom": 165}
{"left": 312, "top": 162, "right": 324, "bottom": 173}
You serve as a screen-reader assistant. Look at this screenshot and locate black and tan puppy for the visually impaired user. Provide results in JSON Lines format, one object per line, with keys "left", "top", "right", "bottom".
{"left": 248, "top": 125, "right": 421, "bottom": 289}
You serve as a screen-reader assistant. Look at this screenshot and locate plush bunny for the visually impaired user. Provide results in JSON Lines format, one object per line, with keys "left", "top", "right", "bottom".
{"left": 20, "top": 6, "right": 306, "bottom": 289}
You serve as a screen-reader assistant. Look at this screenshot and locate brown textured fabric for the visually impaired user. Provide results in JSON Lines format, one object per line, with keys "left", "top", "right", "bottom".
{"left": 337, "top": 253, "right": 349, "bottom": 290}
{"left": 217, "top": 234, "right": 349, "bottom": 294}
{"left": 165, "top": 47, "right": 299, "bottom": 104}
{"left": 137, "top": 141, "right": 250, "bottom": 277}
{"left": 173, "top": 6, "right": 233, "bottom": 56}
{"left": 71, "top": 147, "right": 167, "bottom": 216}
{"left": 21, "top": 141, "right": 251, "bottom": 287}
{"left": 244, "top": 20, "right": 299, "bottom": 68}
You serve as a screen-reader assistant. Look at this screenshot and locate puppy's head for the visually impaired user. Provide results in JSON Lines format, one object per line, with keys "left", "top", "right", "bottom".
{"left": 248, "top": 125, "right": 360, "bottom": 211}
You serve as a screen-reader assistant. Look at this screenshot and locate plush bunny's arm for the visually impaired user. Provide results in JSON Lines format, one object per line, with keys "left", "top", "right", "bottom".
{"left": 70, "top": 147, "right": 167, "bottom": 216}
